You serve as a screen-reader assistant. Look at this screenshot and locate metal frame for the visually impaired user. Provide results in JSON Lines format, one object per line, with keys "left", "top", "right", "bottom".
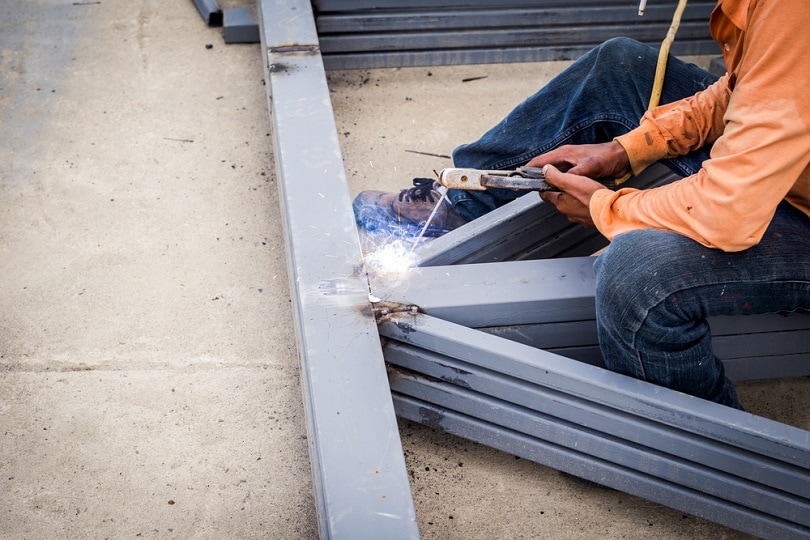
{"left": 257, "top": 1, "right": 810, "bottom": 538}
{"left": 380, "top": 315, "right": 810, "bottom": 539}
{"left": 257, "top": 1, "right": 418, "bottom": 538}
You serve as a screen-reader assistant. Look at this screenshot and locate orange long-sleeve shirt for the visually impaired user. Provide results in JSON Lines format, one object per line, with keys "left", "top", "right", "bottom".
{"left": 590, "top": 0, "right": 810, "bottom": 251}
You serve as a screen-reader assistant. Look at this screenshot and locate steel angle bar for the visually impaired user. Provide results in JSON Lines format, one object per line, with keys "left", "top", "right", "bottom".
{"left": 390, "top": 390, "right": 810, "bottom": 539}
{"left": 378, "top": 314, "right": 810, "bottom": 467}
{"left": 374, "top": 257, "right": 598, "bottom": 328}
{"left": 723, "top": 353, "right": 810, "bottom": 381}
{"left": 257, "top": 1, "right": 418, "bottom": 538}
{"left": 322, "top": 47, "right": 598, "bottom": 71}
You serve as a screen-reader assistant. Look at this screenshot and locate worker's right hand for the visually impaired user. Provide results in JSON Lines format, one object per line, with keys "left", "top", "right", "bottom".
{"left": 526, "top": 141, "right": 631, "bottom": 180}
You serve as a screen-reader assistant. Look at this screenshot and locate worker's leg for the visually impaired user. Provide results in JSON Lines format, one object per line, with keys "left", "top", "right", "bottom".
{"left": 593, "top": 202, "right": 810, "bottom": 409}
{"left": 449, "top": 37, "right": 718, "bottom": 221}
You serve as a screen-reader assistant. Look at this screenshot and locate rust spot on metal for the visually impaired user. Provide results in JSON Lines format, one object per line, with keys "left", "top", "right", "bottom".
{"left": 372, "top": 301, "right": 419, "bottom": 324}
{"left": 418, "top": 407, "right": 445, "bottom": 429}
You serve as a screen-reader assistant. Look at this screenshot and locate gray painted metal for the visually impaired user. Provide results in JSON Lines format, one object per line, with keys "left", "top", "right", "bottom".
{"left": 315, "top": 4, "right": 714, "bottom": 33}
{"left": 312, "top": 1, "right": 719, "bottom": 69}
{"left": 257, "top": 1, "right": 419, "bottom": 538}
{"left": 373, "top": 257, "right": 599, "bottom": 328}
{"left": 373, "top": 256, "right": 810, "bottom": 380}
{"left": 379, "top": 315, "right": 810, "bottom": 539}
{"left": 314, "top": 0, "right": 698, "bottom": 10}
{"left": 192, "top": 0, "right": 223, "bottom": 27}
{"left": 255, "top": 1, "right": 809, "bottom": 536}
{"left": 224, "top": 7, "right": 260, "bottom": 44}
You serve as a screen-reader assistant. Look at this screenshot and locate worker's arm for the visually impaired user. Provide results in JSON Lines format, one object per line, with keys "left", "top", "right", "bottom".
{"left": 613, "top": 74, "right": 730, "bottom": 177}
{"left": 591, "top": 0, "right": 810, "bottom": 251}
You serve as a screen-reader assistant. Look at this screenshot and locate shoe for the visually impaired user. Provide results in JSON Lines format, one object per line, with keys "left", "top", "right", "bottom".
{"left": 352, "top": 178, "right": 467, "bottom": 237}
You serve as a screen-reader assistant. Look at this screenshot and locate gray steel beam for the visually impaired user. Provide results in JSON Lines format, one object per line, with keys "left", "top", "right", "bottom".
{"left": 379, "top": 314, "right": 810, "bottom": 538}
{"left": 224, "top": 7, "right": 260, "bottom": 44}
{"left": 319, "top": 23, "right": 711, "bottom": 54}
{"left": 374, "top": 256, "right": 810, "bottom": 379}
{"left": 192, "top": 0, "right": 223, "bottom": 27}
{"left": 311, "top": 1, "right": 718, "bottom": 69}
{"left": 315, "top": 4, "right": 714, "bottom": 34}
{"left": 257, "top": 1, "right": 419, "bottom": 538}
{"left": 321, "top": 40, "right": 717, "bottom": 71}
{"left": 393, "top": 394, "right": 810, "bottom": 540}
{"left": 314, "top": 0, "right": 697, "bottom": 10}
{"left": 373, "top": 257, "right": 598, "bottom": 328}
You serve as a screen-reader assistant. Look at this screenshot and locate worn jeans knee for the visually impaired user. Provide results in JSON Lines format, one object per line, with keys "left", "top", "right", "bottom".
{"left": 594, "top": 204, "right": 810, "bottom": 409}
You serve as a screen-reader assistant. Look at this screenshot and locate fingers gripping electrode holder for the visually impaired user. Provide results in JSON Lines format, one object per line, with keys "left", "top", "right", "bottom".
{"left": 438, "top": 167, "right": 559, "bottom": 192}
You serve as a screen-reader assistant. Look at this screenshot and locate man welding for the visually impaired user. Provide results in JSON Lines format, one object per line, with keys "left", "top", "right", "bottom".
{"left": 352, "top": 0, "right": 810, "bottom": 409}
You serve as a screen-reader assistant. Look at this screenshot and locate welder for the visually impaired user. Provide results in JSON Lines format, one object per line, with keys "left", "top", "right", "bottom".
{"left": 352, "top": 0, "right": 810, "bottom": 409}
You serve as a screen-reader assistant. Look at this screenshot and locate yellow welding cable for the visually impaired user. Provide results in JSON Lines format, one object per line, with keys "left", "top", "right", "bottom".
{"left": 615, "top": 0, "right": 689, "bottom": 186}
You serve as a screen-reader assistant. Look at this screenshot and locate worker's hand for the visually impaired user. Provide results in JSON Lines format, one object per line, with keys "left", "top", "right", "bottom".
{"left": 539, "top": 164, "right": 608, "bottom": 227}
{"left": 526, "top": 141, "right": 631, "bottom": 180}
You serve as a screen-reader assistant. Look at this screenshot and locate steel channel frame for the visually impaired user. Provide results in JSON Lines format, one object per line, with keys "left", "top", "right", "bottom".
{"left": 258, "top": 0, "right": 810, "bottom": 537}
{"left": 379, "top": 315, "right": 810, "bottom": 539}
{"left": 257, "top": 1, "right": 418, "bottom": 538}
{"left": 372, "top": 257, "right": 810, "bottom": 381}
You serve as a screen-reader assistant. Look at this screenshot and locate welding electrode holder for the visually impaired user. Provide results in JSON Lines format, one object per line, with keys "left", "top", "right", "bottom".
{"left": 438, "top": 167, "right": 617, "bottom": 193}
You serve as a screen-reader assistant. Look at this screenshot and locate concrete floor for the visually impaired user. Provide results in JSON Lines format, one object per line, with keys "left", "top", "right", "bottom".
{"left": 1, "top": 1, "right": 806, "bottom": 539}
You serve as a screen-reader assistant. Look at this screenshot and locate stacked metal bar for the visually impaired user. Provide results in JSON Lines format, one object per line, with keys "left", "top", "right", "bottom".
{"left": 312, "top": 0, "right": 719, "bottom": 69}
{"left": 374, "top": 256, "right": 810, "bottom": 383}
{"left": 379, "top": 314, "right": 810, "bottom": 539}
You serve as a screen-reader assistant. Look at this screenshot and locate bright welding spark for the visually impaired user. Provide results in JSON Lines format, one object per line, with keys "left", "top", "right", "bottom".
{"left": 363, "top": 239, "right": 417, "bottom": 274}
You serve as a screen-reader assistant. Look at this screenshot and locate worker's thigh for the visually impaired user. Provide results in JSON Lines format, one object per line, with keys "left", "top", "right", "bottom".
{"left": 593, "top": 202, "right": 810, "bottom": 406}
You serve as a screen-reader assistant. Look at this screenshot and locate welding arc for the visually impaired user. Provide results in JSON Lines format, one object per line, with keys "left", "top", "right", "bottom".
{"left": 408, "top": 188, "right": 448, "bottom": 256}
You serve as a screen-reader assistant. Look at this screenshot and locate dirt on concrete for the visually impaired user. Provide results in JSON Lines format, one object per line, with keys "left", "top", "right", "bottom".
{"left": 1, "top": 1, "right": 315, "bottom": 538}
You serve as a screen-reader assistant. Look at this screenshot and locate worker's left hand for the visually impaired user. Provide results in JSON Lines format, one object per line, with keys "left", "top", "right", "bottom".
{"left": 539, "top": 164, "right": 608, "bottom": 227}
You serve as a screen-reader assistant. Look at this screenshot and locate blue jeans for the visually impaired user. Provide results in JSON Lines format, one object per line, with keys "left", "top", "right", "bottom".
{"left": 451, "top": 38, "right": 810, "bottom": 408}
{"left": 595, "top": 203, "right": 810, "bottom": 410}
{"left": 449, "top": 37, "right": 718, "bottom": 220}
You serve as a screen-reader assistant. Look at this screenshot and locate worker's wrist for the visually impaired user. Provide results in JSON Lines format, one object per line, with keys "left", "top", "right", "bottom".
{"left": 614, "top": 119, "right": 669, "bottom": 176}
{"left": 605, "top": 140, "right": 631, "bottom": 177}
